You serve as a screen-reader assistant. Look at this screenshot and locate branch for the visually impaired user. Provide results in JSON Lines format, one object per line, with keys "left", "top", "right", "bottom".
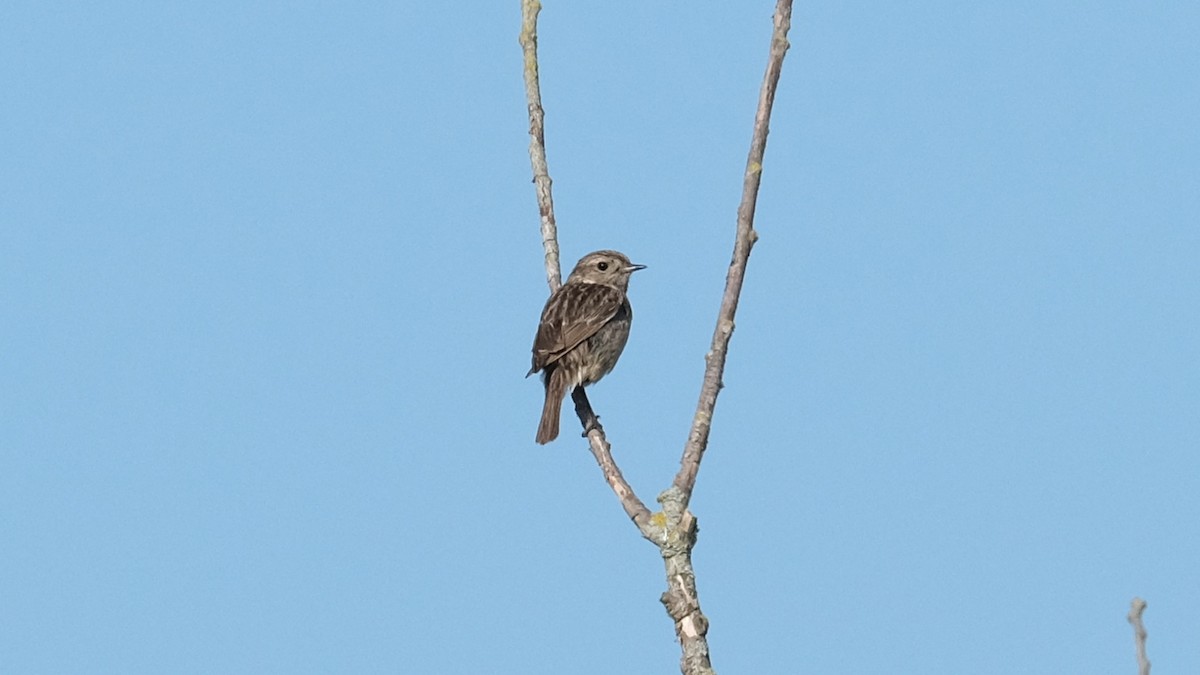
{"left": 521, "top": 1, "right": 641, "bottom": 531}
{"left": 1128, "top": 597, "right": 1151, "bottom": 675}
{"left": 659, "top": 4, "right": 794, "bottom": 672}
{"left": 674, "top": 0, "right": 793, "bottom": 505}
{"left": 572, "top": 388, "right": 655, "bottom": 535}
{"left": 519, "top": 0, "right": 562, "bottom": 291}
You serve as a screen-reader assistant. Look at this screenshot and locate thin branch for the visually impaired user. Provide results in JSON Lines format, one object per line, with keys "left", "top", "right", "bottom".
{"left": 521, "top": 2, "right": 644, "bottom": 533}
{"left": 519, "top": 0, "right": 562, "bottom": 291}
{"left": 571, "top": 388, "right": 655, "bottom": 535}
{"left": 674, "top": 0, "right": 793, "bottom": 505}
{"left": 1128, "top": 597, "right": 1151, "bottom": 675}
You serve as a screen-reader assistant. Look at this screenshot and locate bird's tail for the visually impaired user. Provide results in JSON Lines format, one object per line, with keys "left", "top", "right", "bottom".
{"left": 536, "top": 370, "right": 565, "bottom": 444}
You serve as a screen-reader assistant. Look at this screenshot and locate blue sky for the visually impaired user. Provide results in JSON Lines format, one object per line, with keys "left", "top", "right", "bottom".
{"left": 2, "top": 2, "right": 1197, "bottom": 673}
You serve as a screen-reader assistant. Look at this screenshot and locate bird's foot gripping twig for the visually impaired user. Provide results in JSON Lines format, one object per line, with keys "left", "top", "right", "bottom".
{"left": 571, "top": 386, "right": 604, "bottom": 437}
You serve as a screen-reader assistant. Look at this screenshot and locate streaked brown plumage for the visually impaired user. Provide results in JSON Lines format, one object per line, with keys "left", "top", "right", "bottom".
{"left": 529, "top": 250, "right": 645, "bottom": 444}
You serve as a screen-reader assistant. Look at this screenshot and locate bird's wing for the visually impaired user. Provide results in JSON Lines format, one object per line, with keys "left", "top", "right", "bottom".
{"left": 529, "top": 283, "right": 623, "bottom": 374}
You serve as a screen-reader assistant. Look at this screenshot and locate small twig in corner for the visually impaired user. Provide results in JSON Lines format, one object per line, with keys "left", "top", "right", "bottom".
{"left": 1128, "top": 597, "right": 1151, "bottom": 675}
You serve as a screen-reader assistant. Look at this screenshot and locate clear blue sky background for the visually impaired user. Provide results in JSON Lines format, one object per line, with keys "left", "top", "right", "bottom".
{"left": 2, "top": 2, "right": 1197, "bottom": 673}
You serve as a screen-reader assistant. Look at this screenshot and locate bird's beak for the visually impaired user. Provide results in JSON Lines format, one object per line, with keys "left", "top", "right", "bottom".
{"left": 628, "top": 263, "right": 647, "bottom": 272}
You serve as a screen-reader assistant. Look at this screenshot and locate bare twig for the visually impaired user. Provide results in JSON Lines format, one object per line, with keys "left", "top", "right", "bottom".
{"left": 1128, "top": 597, "right": 1151, "bottom": 675}
{"left": 519, "top": 0, "right": 562, "bottom": 291}
{"left": 571, "top": 388, "right": 655, "bottom": 533}
{"left": 674, "top": 0, "right": 792, "bottom": 505}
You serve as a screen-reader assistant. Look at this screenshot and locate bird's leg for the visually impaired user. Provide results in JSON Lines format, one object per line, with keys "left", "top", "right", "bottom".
{"left": 571, "top": 386, "right": 603, "bottom": 436}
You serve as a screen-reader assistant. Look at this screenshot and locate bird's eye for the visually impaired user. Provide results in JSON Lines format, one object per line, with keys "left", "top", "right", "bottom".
{"left": 597, "top": 262, "right": 609, "bottom": 271}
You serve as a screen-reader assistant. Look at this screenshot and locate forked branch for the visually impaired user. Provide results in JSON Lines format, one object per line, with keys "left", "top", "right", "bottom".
{"left": 520, "top": 2, "right": 794, "bottom": 673}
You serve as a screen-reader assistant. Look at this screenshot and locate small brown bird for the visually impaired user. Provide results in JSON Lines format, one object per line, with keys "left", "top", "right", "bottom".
{"left": 529, "top": 250, "right": 645, "bottom": 444}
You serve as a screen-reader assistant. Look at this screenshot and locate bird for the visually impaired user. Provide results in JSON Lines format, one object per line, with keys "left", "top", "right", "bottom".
{"left": 529, "top": 250, "right": 645, "bottom": 444}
